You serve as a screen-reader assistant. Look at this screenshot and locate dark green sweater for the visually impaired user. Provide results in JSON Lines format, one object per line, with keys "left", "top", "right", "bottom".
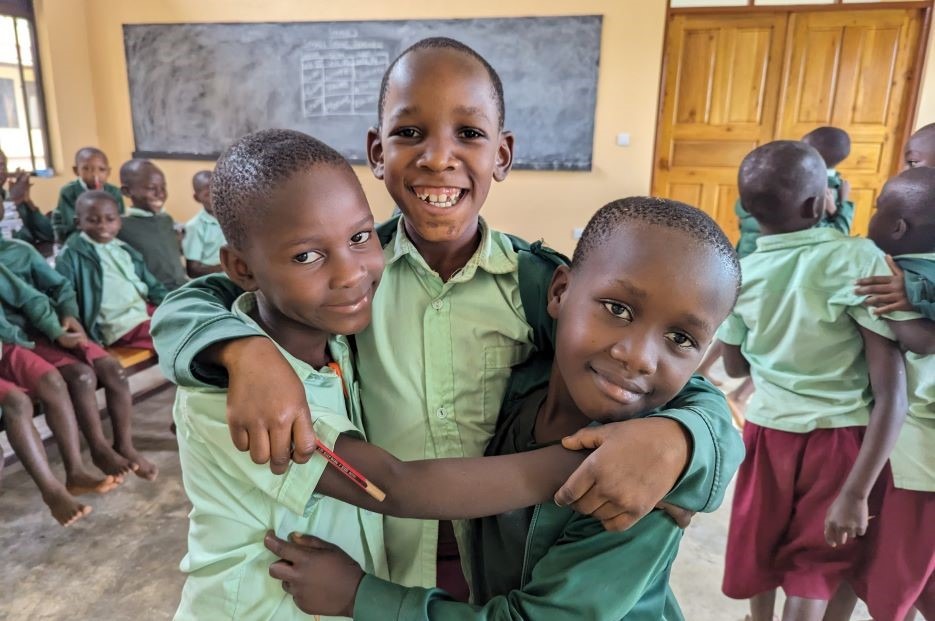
{"left": 117, "top": 211, "right": 188, "bottom": 291}
{"left": 53, "top": 179, "right": 125, "bottom": 242}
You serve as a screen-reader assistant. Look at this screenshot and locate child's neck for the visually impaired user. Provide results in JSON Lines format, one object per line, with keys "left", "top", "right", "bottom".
{"left": 252, "top": 293, "right": 332, "bottom": 369}
{"left": 132, "top": 203, "right": 159, "bottom": 214}
{"left": 403, "top": 218, "right": 482, "bottom": 282}
{"left": 534, "top": 370, "right": 593, "bottom": 445}
{"left": 758, "top": 221, "right": 815, "bottom": 236}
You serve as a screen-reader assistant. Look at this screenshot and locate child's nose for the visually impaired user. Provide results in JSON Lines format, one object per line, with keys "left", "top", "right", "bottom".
{"left": 330, "top": 257, "right": 368, "bottom": 290}
{"left": 609, "top": 335, "right": 658, "bottom": 376}
{"left": 418, "top": 137, "right": 457, "bottom": 172}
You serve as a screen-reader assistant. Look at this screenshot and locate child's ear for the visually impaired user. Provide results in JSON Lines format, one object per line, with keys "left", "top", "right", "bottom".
{"left": 893, "top": 217, "right": 909, "bottom": 239}
{"left": 493, "top": 131, "right": 515, "bottom": 183}
{"left": 72, "top": 165, "right": 79, "bottom": 177}
{"left": 547, "top": 265, "right": 571, "bottom": 320}
{"left": 366, "top": 127, "right": 385, "bottom": 180}
{"left": 219, "top": 245, "right": 259, "bottom": 292}
{"left": 801, "top": 195, "right": 822, "bottom": 220}
{"left": 120, "top": 185, "right": 131, "bottom": 198}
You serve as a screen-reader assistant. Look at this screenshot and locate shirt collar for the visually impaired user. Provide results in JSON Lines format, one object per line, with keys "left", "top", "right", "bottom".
{"left": 127, "top": 206, "right": 156, "bottom": 218}
{"left": 827, "top": 168, "right": 836, "bottom": 178}
{"left": 232, "top": 292, "right": 348, "bottom": 383}
{"left": 754, "top": 227, "right": 845, "bottom": 253}
{"left": 77, "top": 178, "right": 89, "bottom": 191}
{"left": 896, "top": 252, "right": 935, "bottom": 261}
{"left": 386, "top": 215, "right": 516, "bottom": 279}
{"left": 80, "top": 231, "right": 126, "bottom": 251}
{"left": 199, "top": 209, "right": 219, "bottom": 225}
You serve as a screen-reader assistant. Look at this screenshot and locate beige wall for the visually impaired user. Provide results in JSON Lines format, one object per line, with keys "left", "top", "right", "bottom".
{"left": 25, "top": 0, "right": 935, "bottom": 254}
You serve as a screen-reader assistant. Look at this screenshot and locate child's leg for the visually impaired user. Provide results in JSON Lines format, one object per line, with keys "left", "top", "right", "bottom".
{"left": 748, "top": 590, "right": 777, "bottom": 621}
{"left": 93, "top": 355, "right": 158, "bottom": 480}
{"left": 821, "top": 583, "right": 858, "bottom": 621}
{"left": 0, "top": 384, "right": 92, "bottom": 526}
{"left": 781, "top": 597, "right": 828, "bottom": 621}
{"left": 110, "top": 320, "right": 155, "bottom": 351}
{"left": 696, "top": 340, "right": 724, "bottom": 384}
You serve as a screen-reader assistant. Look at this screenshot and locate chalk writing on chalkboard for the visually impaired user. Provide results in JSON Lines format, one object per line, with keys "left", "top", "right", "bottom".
{"left": 300, "top": 32, "right": 389, "bottom": 117}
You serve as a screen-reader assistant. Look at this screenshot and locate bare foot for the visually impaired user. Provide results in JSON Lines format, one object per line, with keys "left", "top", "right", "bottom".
{"left": 115, "top": 445, "right": 159, "bottom": 481}
{"left": 90, "top": 445, "right": 137, "bottom": 478}
{"left": 65, "top": 469, "right": 121, "bottom": 495}
{"left": 42, "top": 487, "right": 93, "bottom": 526}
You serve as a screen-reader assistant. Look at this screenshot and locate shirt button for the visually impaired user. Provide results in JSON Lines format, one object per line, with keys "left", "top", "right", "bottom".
{"left": 431, "top": 299, "right": 444, "bottom": 310}
{"left": 436, "top": 407, "right": 448, "bottom": 419}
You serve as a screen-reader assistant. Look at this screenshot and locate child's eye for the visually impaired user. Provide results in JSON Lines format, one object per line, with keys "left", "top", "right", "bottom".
{"left": 350, "top": 230, "right": 372, "bottom": 245}
{"left": 393, "top": 128, "right": 420, "bottom": 139}
{"left": 459, "top": 128, "right": 485, "bottom": 139}
{"left": 907, "top": 160, "right": 919, "bottom": 168}
{"left": 665, "top": 331, "right": 697, "bottom": 350}
{"left": 293, "top": 251, "right": 324, "bottom": 265}
{"left": 601, "top": 300, "right": 633, "bottom": 321}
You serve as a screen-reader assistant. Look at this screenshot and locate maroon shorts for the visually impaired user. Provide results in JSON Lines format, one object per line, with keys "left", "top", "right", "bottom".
{"left": 436, "top": 520, "right": 470, "bottom": 603}
{"left": 111, "top": 319, "right": 154, "bottom": 351}
{"left": 29, "top": 335, "right": 109, "bottom": 368}
{"left": 854, "top": 464, "right": 935, "bottom": 620}
{"left": 723, "top": 422, "right": 864, "bottom": 600}
{"left": 0, "top": 344, "right": 57, "bottom": 398}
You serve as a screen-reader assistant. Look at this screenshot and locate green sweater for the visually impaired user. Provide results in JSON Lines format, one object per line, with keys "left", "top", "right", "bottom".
{"left": 0, "top": 263, "right": 64, "bottom": 347}
{"left": 353, "top": 386, "right": 720, "bottom": 620}
{"left": 117, "top": 211, "right": 188, "bottom": 291}
{"left": 734, "top": 170, "right": 856, "bottom": 258}
{"left": 0, "top": 186, "right": 54, "bottom": 245}
{"left": 0, "top": 239, "right": 78, "bottom": 335}
{"left": 54, "top": 233, "right": 168, "bottom": 344}
{"left": 52, "top": 179, "right": 124, "bottom": 242}
{"left": 897, "top": 256, "right": 935, "bottom": 321}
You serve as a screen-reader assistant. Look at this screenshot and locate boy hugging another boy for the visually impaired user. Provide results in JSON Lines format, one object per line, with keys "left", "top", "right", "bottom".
{"left": 182, "top": 170, "right": 225, "bottom": 278}
{"left": 54, "top": 190, "right": 167, "bottom": 351}
{"left": 53, "top": 146, "right": 125, "bottom": 243}
{"left": 117, "top": 159, "right": 188, "bottom": 291}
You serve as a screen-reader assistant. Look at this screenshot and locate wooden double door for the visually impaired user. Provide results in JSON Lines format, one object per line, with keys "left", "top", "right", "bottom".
{"left": 652, "top": 8, "right": 925, "bottom": 243}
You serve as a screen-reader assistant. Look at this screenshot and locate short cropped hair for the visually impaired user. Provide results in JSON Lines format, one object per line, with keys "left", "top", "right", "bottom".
{"left": 738, "top": 141, "right": 827, "bottom": 228}
{"left": 377, "top": 37, "right": 505, "bottom": 129}
{"left": 74, "top": 146, "right": 107, "bottom": 165}
{"left": 119, "top": 158, "right": 155, "bottom": 186}
{"left": 75, "top": 189, "right": 119, "bottom": 216}
{"left": 572, "top": 196, "right": 741, "bottom": 301}
{"left": 212, "top": 129, "right": 351, "bottom": 250}
{"left": 801, "top": 127, "right": 850, "bottom": 168}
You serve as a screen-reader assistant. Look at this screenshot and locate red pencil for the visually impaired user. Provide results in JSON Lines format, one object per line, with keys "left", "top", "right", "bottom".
{"left": 315, "top": 440, "right": 385, "bottom": 502}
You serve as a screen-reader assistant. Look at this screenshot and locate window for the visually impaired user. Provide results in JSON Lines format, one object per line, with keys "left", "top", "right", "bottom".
{"left": 0, "top": 0, "right": 51, "bottom": 172}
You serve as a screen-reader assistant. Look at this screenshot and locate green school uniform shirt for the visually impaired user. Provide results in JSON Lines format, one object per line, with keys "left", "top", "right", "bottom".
{"left": 718, "top": 228, "right": 919, "bottom": 432}
{"left": 52, "top": 179, "right": 125, "bottom": 242}
{"left": 152, "top": 216, "right": 742, "bottom": 590}
{"left": 117, "top": 207, "right": 188, "bottom": 291}
{"left": 1, "top": 186, "right": 54, "bottom": 245}
{"left": 889, "top": 253, "right": 935, "bottom": 492}
{"left": 173, "top": 292, "right": 387, "bottom": 621}
{"left": 0, "top": 263, "right": 64, "bottom": 348}
{"left": 181, "top": 209, "right": 225, "bottom": 266}
{"left": 79, "top": 233, "right": 152, "bottom": 345}
{"left": 354, "top": 388, "right": 686, "bottom": 621}
{"left": 0, "top": 238, "right": 78, "bottom": 335}
{"left": 733, "top": 169, "right": 855, "bottom": 259}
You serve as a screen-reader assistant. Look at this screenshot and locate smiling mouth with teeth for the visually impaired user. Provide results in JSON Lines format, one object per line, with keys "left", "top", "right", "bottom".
{"left": 412, "top": 186, "right": 466, "bottom": 209}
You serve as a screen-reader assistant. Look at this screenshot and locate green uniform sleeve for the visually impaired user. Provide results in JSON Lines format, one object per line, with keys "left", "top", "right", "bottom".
{"left": 0, "top": 264, "right": 64, "bottom": 341}
{"left": 14, "top": 203, "right": 54, "bottom": 244}
{"left": 151, "top": 273, "right": 254, "bottom": 388}
{"left": 354, "top": 511, "right": 683, "bottom": 621}
{"left": 20, "top": 242, "right": 79, "bottom": 319}
{"left": 647, "top": 374, "right": 744, "bottom": 513}
{"left": 905, "top": 272, "right": 935, "bottom": 321}
{"left": 818, "top": 198, "right": 855, "bottom": 235}
{"left": 53, "top": 186, "right": 77, "bottom": 242}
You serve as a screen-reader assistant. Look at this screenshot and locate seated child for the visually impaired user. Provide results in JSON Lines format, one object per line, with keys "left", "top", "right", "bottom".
{"left": 903, "top": 122, "right": 935, "bottom": 169}
{"left": 718, "top": 140, "right": 919, "bottom": 621}
{"left": 55, "top": 190, "right": 167, "bottom": 351}
{"left": 181, "top": 170, "right": 224, "bottom": 278}
{"left": 0, "top": 236, "right": 158, "bottom": 481}
{"left": 733, "top": 126, "right": 855, "bottom": 258}
{"left": 849, "top": 167, "right": 935, "bottom": 620}
{"left": 53, "top": 147, "right": 125, "bottom": 243}
{"left": 174, "top": 128, "right": 741, "bottom": 620}
{"left": 0, "top": 148, "right": 54, "bottom": 246}
{"left": 155, "top": 40, "right": 741, "bottom": 596}
{"left": 259, "top": 196, "right": 742, "bottom": 620}
{"left": 117, "top": 159, "right": 187, "bottom": 291}
{"left": 0, "top": 264, "right": 118, "bottom": 526}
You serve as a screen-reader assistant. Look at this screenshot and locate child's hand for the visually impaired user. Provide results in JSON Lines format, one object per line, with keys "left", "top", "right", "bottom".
{"left": 8, "top": 169, "right": 32, "bottom": 205}
{"left": 60, "top": 316, "right": 88, "bottom": 340}
{"left": 218, "top": 337, "right": 317, "bottom": 473}
{"left": 855, "top": 255, "right": 912, "bottom": 315}
{"left": 56, "top": 330, "right": 86, "bottom": 349}
{"left": 823, "top": 187, "right": 838, "bottom": 217}
{"left": 555, "top": 418, "right": 690, "bottom": 532}
{"left": 656, "top": 501, "right": 695, "bottom": 529}
{"left": 264, "top": 531, "right": 363, "bottom": 617}
{"left": 824, "top": 490, "right": 868, "bottom": 547}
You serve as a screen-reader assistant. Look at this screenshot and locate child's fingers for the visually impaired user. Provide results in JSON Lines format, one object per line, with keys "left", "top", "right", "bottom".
{"left": 291, "top": 415, "right": 317, "bottom": 464}
{"left": 884, "top": 255, "right": 904, "bottom": 277}
{"left": 560, "top": 426, "right": 609, "bottom": 451}
{"left": 553, "top": 465, "right": 597, "bottom": 507}
{"left": 247, "top": 428, "right": 272, "bottom": 467}
{"left": 289, "top": 532, "right": 335, "bottom": 549}
{"left": 229, "top": 425, "right": 250, "bottom": 452}
{"left": 268, "top": 559, "right": 298, "bottom": 583}
{"left": 856, "top": 283, "right": 898, "bottom": 297}
{"left": 268, "top": 424, "right": 294, "bottom": 474}
{"left": 855, "top": 276, "right": 894, "bottom": 288}
{"left": 873, "top": 301, "right": 908, "bottom": 316}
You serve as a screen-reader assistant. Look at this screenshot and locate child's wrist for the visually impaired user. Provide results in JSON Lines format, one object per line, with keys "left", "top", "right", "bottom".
{"left": 213, "top": 335, "right": 275, "bottom": 372}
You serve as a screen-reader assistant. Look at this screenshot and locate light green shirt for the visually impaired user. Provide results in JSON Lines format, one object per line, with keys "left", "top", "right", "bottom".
{"left": 718, "top": 228, "right": 917, "bottom": 433}
{"left": 890, "top": 252, "right": 935, "bottom": 492}
{"left": 126, "top": 206, "right": 155, "bottom": 218}
{"left": 82, "top": 233, "right": 151, "bottom": 345}
{"left": 173, "top": 292, "right": 387, "bottom": 621}
{"left": 356, "top": 218, "right": 533, "bottom": 588}
{"left": 182, "top": 209, "right": 225, "bottom": 266}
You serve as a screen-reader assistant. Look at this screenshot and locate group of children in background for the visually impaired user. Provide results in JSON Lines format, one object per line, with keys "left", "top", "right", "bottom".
{"left": 0, "top": 142, "right": 226, "bottom": 526}
{"left": 0, "top": 34, "right": 931, "bottom": 621}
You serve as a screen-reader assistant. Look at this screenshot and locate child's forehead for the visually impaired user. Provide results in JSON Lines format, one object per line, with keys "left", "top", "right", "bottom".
{"left": 387, "top": 49, "right": 496, "bottom": 105}
{"left": 78, "top": 153, "right": 108, "bottom": 166}
{"left": 80, "top": 198, "right": 119, "bottom": 216}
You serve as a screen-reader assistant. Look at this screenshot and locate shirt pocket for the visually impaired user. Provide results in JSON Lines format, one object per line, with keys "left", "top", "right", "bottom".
{"left": 481, "top": 344, "right": 527, "bottom": 422}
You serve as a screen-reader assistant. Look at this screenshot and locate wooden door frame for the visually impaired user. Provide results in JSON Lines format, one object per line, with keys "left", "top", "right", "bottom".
{"left": 652, "top": 1, "right": 934, "bottom": 195}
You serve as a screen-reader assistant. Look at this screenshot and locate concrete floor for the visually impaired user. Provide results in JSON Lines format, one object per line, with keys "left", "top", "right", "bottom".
{"left": 0, "top": 384, "right": 870, "bottom": 620}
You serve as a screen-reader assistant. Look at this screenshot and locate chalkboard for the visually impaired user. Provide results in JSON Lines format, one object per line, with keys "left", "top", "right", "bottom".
{"left": 123, "top": 16, "right": 602, "bottom": 170}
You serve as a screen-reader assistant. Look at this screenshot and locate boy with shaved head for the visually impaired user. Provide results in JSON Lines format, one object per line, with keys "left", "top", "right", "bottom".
{"left": 53, "top": 146, "right": 124, "bottom": 243}
{"left": 182, "top": 170, "right": 225, "bottom": 278}
{"left": 117, "top": 159, "right": 187, "bottom": 291}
